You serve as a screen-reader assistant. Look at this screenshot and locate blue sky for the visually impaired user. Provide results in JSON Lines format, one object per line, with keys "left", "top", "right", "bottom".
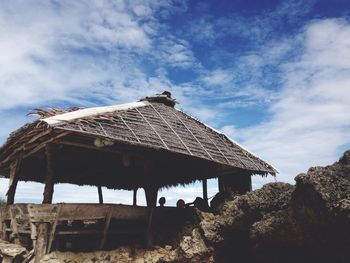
{"left": 0, "top": 0, "right": 350, "bottom": 204}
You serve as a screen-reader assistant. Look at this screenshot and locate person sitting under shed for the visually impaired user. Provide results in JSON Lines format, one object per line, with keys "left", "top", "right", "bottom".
{"left": 176, "top": 199, "right": 185, "bottom": 208}
{"left": 158, "top": 197, "right": 166, "bottom": 207}
{"left": 176, "top": 197, "right": 211, "bottom": 212}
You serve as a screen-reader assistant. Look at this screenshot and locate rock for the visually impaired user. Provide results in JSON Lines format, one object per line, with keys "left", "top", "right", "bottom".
{"left": 200, "top": 182, "right": 295, "bottom": 245}
{"left": 0, "top": 239, "right": 27, "bottom": 262}
{"left": 38, "top": 247, "right": 180, "bottom": 263}
{"left": 179, "top": 228, "right": 213, "bottom": 262}
{"left": 206, "top": 150, "right": 350, "bottom": 262}
{"left": 0, "top": 240, "right": 27, "bottom": 258}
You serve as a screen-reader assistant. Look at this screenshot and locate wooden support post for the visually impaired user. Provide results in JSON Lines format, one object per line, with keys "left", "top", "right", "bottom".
{"left": 146, "top": 207, "right": 155, "bottom": 248}
{"left": 9, "top": 207, "right": 20, "bottom": 245}
{"left": 34, "top": 223, "right": 48, "bottom": 263}
{"left": 6, "top": 159, "right": 21, "bottom": 205}
{"left": 98, "top": 186, "right": 103, "bottom": 204}
{"left": 202, "top": 179, "right": 208, "bottom": 204}
{"left": 218, "top": 176, "right": 224, "bottom": 193}
{"left": 133, "top": 188, "right": 137, "bottom": 206}
{"left": 143, "top": 161, "right": 158, "bottom": 207}
{"left": 248, "top": 175, "right": 252, "bottom": 192}
{"left": 143, "top": 160, "right": 158, "bottom": 247}
{"left": 43, "top": 145, "right": 55, "bottom": 204}
{"left": 100, "top": 208, "right": 112, "bottom": 250}
{"left": 144, "top": 186, "right": 158, "bottom": 207}
{"left": 47, "top": 204, "right": 62, "bottom": 253}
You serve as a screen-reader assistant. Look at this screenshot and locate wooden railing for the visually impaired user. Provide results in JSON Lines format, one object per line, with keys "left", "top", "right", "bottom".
{"left": 0, "top": 204, "right": 151, "bottom": 262}
{"left": 0, "top": 204, "right": 194, "bottom": 263}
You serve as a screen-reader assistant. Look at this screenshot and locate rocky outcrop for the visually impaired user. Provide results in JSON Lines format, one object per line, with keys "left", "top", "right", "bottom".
{"left": 200, "top": 150, "right": 350, "bottom": 263}
{"left": 38, "top": 150, "right": 350, "bottom": 263}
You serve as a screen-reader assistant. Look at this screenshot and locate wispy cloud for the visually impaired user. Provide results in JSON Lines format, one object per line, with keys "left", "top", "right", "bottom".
{"left": 0, "top": 0, "right": 194, "bottom": 111}
{"left": 223, "top": 18, "right": 350, "bottom": 186}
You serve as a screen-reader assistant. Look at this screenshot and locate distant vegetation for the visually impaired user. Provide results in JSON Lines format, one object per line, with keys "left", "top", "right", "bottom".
{"left": 0, "top": 196, "right": 6, "bottom": 207}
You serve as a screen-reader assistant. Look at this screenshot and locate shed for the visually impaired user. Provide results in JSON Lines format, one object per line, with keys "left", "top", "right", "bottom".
{"left": 0, "top": 92, "right": 277, "bottom": 260}
{"left": 0, "top": 91, "right": 277, "bottom": 206}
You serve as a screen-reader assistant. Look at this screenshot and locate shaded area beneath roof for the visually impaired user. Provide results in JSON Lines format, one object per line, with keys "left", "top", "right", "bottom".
{"left": 16, "top": 137, "right": 252, "bottom": 190}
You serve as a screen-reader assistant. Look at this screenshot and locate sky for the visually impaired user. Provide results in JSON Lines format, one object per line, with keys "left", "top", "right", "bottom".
{"left": 0, "top": 0, "right": 349, "bottom": 205}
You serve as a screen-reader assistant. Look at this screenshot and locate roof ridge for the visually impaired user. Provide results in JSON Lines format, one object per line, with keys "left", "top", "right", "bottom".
{"left": 42, "top": 101, "right": 150, "bottom": 125}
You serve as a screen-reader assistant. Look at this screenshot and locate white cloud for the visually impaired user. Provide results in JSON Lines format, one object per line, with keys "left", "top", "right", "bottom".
{"left": 154, "top": 38, "right": 198, "bottom": 68}
{"left": 0, "top": 0, "right": 196, "bottom": 111}
{"left": 224, "top": 18, "right": 350, "bottom": 186}
{"left": 188, "top": 18, "right": 216, "bottom": 42}
{"left": 202, "top": 69, "right": 234, "bottom": 86}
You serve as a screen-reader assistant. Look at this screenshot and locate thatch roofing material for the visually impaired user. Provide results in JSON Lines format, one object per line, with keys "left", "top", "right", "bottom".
{"left": 0, "top": 96, "right": 277, "bottom": 180}
{"left": 48, "top": 102, "right": 275, "bottom": 174}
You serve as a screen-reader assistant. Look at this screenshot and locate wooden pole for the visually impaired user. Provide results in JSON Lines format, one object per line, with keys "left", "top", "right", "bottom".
{"left": 133, "top": 188, "right": 137, "bottom": 206}
{"left": 6, "top": 159, "right": 21, "bottom": 205}
{"left": 144, "top": 186, "right": 158, "bottom": 207}
{"left": 143, "top": 161, "right": 158, "bottom": 207}
{"left": 202, "top": 179, "right": 208, "bottom": 203}
{"left": 98, "top": 186, "right": 103, "bottom": 204}
{"left": 218, "top": 176, "right": 224, "bottom": 193}
{"left": 43, "top": 144, "right": 55, "bottom": 204}
{"left": 34, "top": 223, "right": 49, "bottom": 263}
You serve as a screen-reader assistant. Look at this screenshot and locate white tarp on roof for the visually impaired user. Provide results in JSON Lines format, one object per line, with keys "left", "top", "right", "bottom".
{"left": 42, "top": 101, "right": 149, "bottom": 125}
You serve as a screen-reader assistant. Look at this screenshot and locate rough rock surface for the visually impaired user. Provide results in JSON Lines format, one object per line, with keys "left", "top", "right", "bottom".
{"left": 38, "top": 150, "right": 350, "bottom": 263}
{"left": 38, "top": 247, "right": 179, "bottom": 263}
{"left": 37, "top": 228, "right": 214, "bottom": 263}
{"left": 200, "top": 150, "right": 350, "bottom": 263}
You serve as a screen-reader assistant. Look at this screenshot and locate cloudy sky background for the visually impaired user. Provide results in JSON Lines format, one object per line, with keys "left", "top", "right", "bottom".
{"left": 0, "top": 0, "right": 349, "bottom": 205}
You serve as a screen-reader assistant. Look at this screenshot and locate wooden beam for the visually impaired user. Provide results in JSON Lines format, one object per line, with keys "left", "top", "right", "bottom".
{"left": 202, "top": 179, "right": 208, "bottom": 203}
{"left": 0, "top": 131, "right": 69, "bottom": 168}
{"left": 9, "top": 207, "right": 20, "bottom": 245}
{"left": 34, "top": 223, "right": 48, "bottom": 263}
{"left": 99, "top": 208, "right": 112, "bottom": 250}
{"left": 98, "top": 186, "right": 103, "bottom": 204}
{"left": 218, "top": 176, "right": 224, "bottom": 193}
{"left": 54, "top": 139, "right": 121, "bottom": 155}
{"left": 146, "top": 207, "right": 155, "bottom": 248}
{"left": 42, "top": 145, "right": 55, "bottom": 204}
{"left": 145, "top": 186, "right": 158, "bottom": 208}
{"left": 47, "top": 204, "right": 62, "bottom": 253}
{"left": 6, "top": 159, "right": 21, "bottom": 205}
{"left": 133, "top": 188, "right": 137, "bottom": 206}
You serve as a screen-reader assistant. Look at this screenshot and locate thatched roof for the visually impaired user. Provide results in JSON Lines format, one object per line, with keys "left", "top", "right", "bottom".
{"left": 0, "top": 92, "right": 277, "bottom": 189}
